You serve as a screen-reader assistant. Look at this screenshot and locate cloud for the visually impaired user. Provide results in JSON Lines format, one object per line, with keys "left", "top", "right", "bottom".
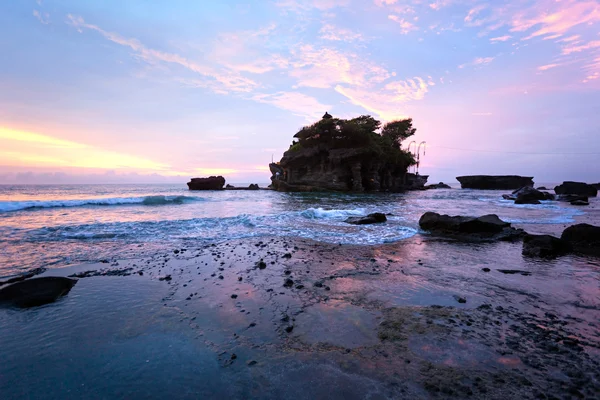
{"left": 251, "top": 92, "right": 331, "bottom": 119}
{"left": 276, "top": 0, "right": 349, "bottom": 12}
{"left": 537, "top": 63, "right": 561, "bottom": 71}
{"left": 289, "top": 45, "right": 390, "bottom": 89}
{"left": 66, "top": 14, "right": 258, "bottom": 94}
{"left": 459, "top": 57, "right": 495, "bottom": 69}
{"left": 561, "top": 40, "right": 600, "bottom": 55}
{"left": 490, "top": 35, "right": 511, "bottom": 43}
{"left": 388, "top": 15, "right": 418, "bottom": 34}
{"left": 335, "top": 76, "right": 432, "bottom": 121}
{"left": 33, "top": 9, "right": 50, "bottom": 24}
{"left": 320, "top": 24, "right": 364, "bottom": 42}
{"left": 429, "top": 1, "right": 452, "bottom": 11}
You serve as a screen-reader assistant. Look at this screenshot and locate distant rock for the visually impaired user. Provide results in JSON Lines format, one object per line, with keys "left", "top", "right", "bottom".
{"left": 554, "top": 181, "right": 597, "bottom": 197}
{"left": 0, "top": 277, "right": 77, "bottom": 308}
{"left": 248, "top": 184, "right": 259, "bottom": 190}
{"left": 522, "top": 234, "right": 571, "bottom": 258}
{"left": 345, "top": 213, "right": 387, "bottom": 225}
{"left": 225, "top": 183, "right": 261, "bottom": 191}
{"left": 536, "top": 186, "right": 549, "bottom": 190}
{"left": 561, "top": 224, "right": 600, "bottom": 256}
{"left": 425, "top": 182, "right": 451, "bottom": 189}
{"left": 418, "top": 212, "right": 525, "bottom": 241}
{"left": 456, "top": 175, "right": 534, "bottom": 190}
{"left": 187, "top": 176, "right": 226, "bottom": 190}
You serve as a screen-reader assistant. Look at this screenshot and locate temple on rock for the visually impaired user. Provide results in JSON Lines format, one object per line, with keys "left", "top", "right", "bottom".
{"left": 269, "top": 113, "right": 427, "bottom": 192}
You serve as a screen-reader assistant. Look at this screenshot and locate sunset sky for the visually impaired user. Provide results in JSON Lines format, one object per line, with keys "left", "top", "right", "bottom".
{"left": 1, "top": 0, "right": 599, "bottom": 184}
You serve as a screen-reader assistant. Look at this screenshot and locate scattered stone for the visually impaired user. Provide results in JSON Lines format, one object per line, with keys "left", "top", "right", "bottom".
{"left": 174, "top": 250, "right": 180, "bottom": 254}
{"left": 159, "top": 275, "right": 172, "bottom": 281}
{"left": 454, "top": 296, "right": 467, "bottom": 304}
{"left": 231, "top": 294, "right": 238, "bottom": 299}
{"left": 257, "top": 260, "right": 267, "bottom": 269}
{"left": 561, "top": 223, "right": 600, "bottom": 256}
{"left": 285, "top": 326, "right": 294, "bottom": 333}
{"left": 497, "top": 269, "right": 532, "bottom": 276}
{"left": 283, "top": 278, "right": 294, "bottom": 288}
{"left": 345, "top": 213, "right": 387, "bottom": 225}
{"left": 238, "top": 276, "right": 242, "bottom": 281}
{"left": 482, "top": 268, "right": 491, "bottom": 272}
{"left": 247, "top": 360, "right": 257, "bottom": 366}
{"left": 419, "top": 212, "right": 525, "bottom": 242}
{"left": 522, "top": 234, "right": 571, "bottom": 258}
{"left": 0, "top": 277, "right": 77, "bottom": 308}
{"left": 283, "top": 253, "right": 292, "bottom": 259}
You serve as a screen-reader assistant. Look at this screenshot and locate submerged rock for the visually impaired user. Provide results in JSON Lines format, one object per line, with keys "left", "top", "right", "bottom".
{"left": 508, "top": 186, "right": 555, "bottom": 204}
{"left": 0, "top": 277, "right": 77, "bottom": 308}
{"left": 557, "top": 194, "right": 589, "bottom": 203}
{"left": 425, "top": 182, "right": 451, "bottom": 189}
{"left": 345, "top": 213, "right": 387, "bottom": 225}
{"left": 554, "top": 181, "right": 597, "bottom": 197}
{"left": 456, "top": 175, "right": 534, "bottom": 190}
{"left": 419, "top": 212, "right": 525, "bottom": 241}
{"left": 561, "top": 224, "right": 600, "bottom": 256}
{"left": 187, "top": 176, "right": 226, "bottom": 190}
{"left": 522, "top": 234, "right": 571, "bottom": 258}
{"left": 570, "top": 200, "right": 589, "bottom": 206}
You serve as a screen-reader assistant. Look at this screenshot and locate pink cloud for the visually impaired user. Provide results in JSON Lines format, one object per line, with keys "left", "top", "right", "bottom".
{"left": 320, "top": 24, "right": 365, "bottom": 42}
{"left": 537, "top": 63, "right": 561, "bottom": 71}
{"left": 459, "top": 57, "right": 495, "bottom": 69}
{"left": 388, "top": 15, "right": 418, "bottom": 34}
{"left": 251, "top": 92, "right": 331, "bottom": 120}
{"left": 561, "top": 40, "right": 600, "bottom": 55}
{"left": 490, "top": 35, "right": 511, "bottom": 43}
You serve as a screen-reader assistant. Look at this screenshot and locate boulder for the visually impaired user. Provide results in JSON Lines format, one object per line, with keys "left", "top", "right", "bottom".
{"left": 561, "top": 224, "right": 600, "bottom": 256}
{"left": 345, "top": 213, "right": 387, "bottom": 225}
{"left": 570, "top": 200, "right": 589, "bottom": 206}
{"left": 248, "top": 184, "right": 259, "bottom": 190}
{"left": 536, "top": 186, "right": 549, "bottom": 190}
{"left": 0, "top": 277, "right": 77, "bottom": 308}
{"left": 425, "top": 182, "right": 451, "bottom": 189}
{"left": 456, "top": 175, "right": 534, "bottom": 190}
{"left": 522, "top": 234, "right": 571, "bottom": 258}
{"left": 508, "top": 186, "right": 554, "bottom": 204}
{"left": 187, "top": 176, "right": 226, "bottom": 190}
{"left": 557, "top": 194, "right": 588, "bottom": 203}
{"left": 418, "top": 212, "right": 525, "bottom": 241}
{"left": 554, "top": 181, "right": 597, "bottom": 197}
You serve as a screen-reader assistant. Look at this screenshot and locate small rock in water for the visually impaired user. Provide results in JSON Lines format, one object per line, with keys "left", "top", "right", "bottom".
{"left": 283, "top": 253, "right": 292, "bottom": 259}
{"left": 174, "top": 250, "right": 180, "bottom": 254}
{"left": 231, "top": 294, "right": 238, "bottom": 299}
{"left": 238, "top": 277, "right": 243, "bottom": 281}
{"left": 285, "top": 326, "right": 294, "bottom": 333}
{"left": 482, "top": 268, "right": 491, "bottom": 272}
{"left": 257, "top": 260, "right": 267, "bottom": 269}
{"left": 454, "top": 296, "right": 467, "bottom": 304}
{"left": 159, "top": 275, "right": 172, "bottom": 281}
{"left": 231, "top": 354, "right": 237, "bottom": 360}
{"left": 247, "top": 360, "right": 257, "bottom": 366}
{"left": 283, "top": 278, "right": 294, "bottom": 288}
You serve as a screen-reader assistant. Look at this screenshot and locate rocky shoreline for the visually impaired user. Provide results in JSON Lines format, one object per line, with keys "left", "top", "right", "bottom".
{"left": 3, "top": 221, "right": 599, "bottom": 398}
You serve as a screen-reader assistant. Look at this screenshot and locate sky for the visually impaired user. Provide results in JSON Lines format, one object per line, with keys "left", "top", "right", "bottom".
{"left": 0, "top": 0, "right": 599, "bottom": 185}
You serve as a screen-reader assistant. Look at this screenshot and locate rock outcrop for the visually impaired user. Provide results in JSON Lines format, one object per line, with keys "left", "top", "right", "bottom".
{"left": 561, "top": 224, "right": 600, "bottom": 256}
{"left": 554, "top": 181, "right": 597, "bottom": 197}
{"left": 522, "top": 234, "right": 571, "bottom": 258}
{"left": 425, "top": 182, "right": 451, "bottom": 189}
{"left": 187, "top": 176, "right": 226, "bottom": 190}
{"left": 418, "top": 212, "right": 525, "bottom": 241}
{"left": 503, "top": 186, "right": 554, "bottom": 204}
{"left": 0, "top": 277, "right": 77, "bottom": 308}
{"left": 270, "top": 146, "right": 426, "bottom": 192}
{"left": 456, "top": 175, "right": 534, "bottom": 190}
{"left": 225, "top": 184, "right": 261, "bottom": 191}
{"left": 345, "top": 213, "right": 387, "bottom": 225}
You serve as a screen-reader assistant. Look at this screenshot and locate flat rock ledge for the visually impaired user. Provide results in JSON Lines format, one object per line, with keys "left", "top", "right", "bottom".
{"left": 419, "top": 212, "right": 525, "bottom": 242}
{"left": 0, "top": 277, "right": 77, "bottom": 308}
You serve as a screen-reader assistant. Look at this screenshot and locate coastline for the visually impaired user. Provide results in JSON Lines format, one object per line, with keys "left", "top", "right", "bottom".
{"left": 3, "top": 233, "right": 599, "bottom": 399}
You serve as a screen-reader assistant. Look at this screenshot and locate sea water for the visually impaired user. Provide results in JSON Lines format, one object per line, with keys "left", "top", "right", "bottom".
{"left": 0, "top": 183, "right": 586, "bottom": 278}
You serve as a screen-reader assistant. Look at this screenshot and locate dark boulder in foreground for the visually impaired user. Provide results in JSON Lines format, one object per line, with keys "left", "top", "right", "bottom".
{"left": 0, "top": 277, "right": 77, "bottom": 308}
{"left": 419, "top": 212, "right": 525, "bottom": 241}
{"left": 187, "top": 176, "right": 226, "bottom": 190}
{"left": 345, "top": 213, "right": 387, "bottom": 225}
{"left": 554, "top": 181, "right": 597, "bottom": 197}
{"left": 456, "top": 175, "right": 534, "bottom": 190}
{"left": 561, "top": 224, "right": 600, "bottom": 256}
{"left": 522, "top": 234, "right": 571, "bottom": 258}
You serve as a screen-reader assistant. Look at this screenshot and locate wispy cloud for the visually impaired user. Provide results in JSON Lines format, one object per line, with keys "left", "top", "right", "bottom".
{"left": 537, "top": 63, "right": 561, "bottom": 71}
{"left": 490, "top": 35, "right": 511, "bottom": 43}
{"left": 66, "top": 14, "right": 258, "bottom": 93}
{"left": 388, "top": 15, "right": 418, "bottom": 34}
{"left": 33, "top": 9, "right": 49, "bottom": 24}
{"left": 320, "top": 24, "right": 364, "bottom": 42}
{"left": 459, "top": 56, "right": 495, "bottom": 69}
{"left": 252, "top": 92, "right": 331, "bottom": 120}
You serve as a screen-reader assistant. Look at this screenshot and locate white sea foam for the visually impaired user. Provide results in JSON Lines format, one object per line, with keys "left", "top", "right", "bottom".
{"left": 300, "top": 207, "right": 365, "bottom": 219}
{"left": 0, "top": 195, "right": 203, "bottom": 212}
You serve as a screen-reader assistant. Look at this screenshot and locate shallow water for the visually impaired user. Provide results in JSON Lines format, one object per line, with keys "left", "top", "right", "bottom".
{"left": 0, "top": 183, "right": 590, "bottom": 277}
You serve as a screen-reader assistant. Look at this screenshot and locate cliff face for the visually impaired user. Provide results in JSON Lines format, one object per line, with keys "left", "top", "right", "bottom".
{"left": 270, "top": 144, "right": 426, "bottom": 192}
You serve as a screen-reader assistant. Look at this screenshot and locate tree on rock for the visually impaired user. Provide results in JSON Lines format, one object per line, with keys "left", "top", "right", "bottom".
{"left": 381, "top": 118, "right": 416, "bottom": 149}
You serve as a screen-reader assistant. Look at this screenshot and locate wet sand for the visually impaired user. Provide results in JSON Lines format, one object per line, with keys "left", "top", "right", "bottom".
{"left": 3, "top": 231, "right": 598, "bottom": 399}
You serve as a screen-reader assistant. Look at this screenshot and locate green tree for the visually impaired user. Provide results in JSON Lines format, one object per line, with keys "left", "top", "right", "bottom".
{"left": 381, "top": 119, "right": 416, "bottom": 149}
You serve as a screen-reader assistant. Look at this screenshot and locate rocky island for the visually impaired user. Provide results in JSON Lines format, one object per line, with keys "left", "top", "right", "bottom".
{"left": 456, "top": 175, "right": 534, "bottom": 190}
{"left": 270, "top": 113, "right": 427, "bottom": 192}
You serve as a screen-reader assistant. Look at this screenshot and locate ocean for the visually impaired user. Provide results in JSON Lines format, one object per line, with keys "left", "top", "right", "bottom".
{"left": 0, "top": 183, "right": 585, "bottom": 278}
